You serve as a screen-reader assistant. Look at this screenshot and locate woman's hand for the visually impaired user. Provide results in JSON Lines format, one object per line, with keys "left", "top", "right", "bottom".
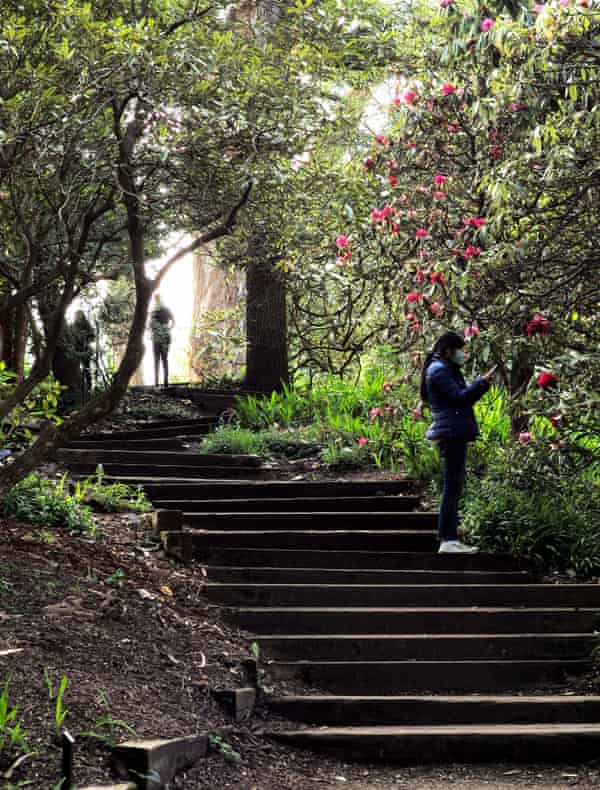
{"left": 483, "top": 364, "right": 498, "bottom": 381}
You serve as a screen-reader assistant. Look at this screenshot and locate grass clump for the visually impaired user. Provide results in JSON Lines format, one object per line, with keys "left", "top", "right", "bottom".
{"left": 199, "top": 425, "right": 322, "bottom": 460}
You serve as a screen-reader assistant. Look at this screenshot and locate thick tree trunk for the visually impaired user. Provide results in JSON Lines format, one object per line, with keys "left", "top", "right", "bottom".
{"left": 245, "top": 260, "right": 288, "bottom": 393}
{"left": 0, "top": 305, "right": 28, "bottom": 378}
{"left": 509, "top": 347, "right": 534, "bottom": 436}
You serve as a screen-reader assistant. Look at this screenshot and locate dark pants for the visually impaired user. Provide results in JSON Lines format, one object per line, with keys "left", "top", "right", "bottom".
{"left": 437, "top": 439, "right": 468, "bottom": 542}
{"left": 153, "top": 342, "right": 169, "bottom": 387}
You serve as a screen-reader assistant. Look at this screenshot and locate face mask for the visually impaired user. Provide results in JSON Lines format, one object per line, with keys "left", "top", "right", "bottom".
{"left": 453, "top": 350, "right": 464, "bottom": 365}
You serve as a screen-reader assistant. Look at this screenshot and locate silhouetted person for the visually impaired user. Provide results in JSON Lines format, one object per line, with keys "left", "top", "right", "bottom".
{"left": 150, "top": 294, "right": 175, "bottom": 387}
{"left": 72, "top": 310, "right": 95, "bottom": 398}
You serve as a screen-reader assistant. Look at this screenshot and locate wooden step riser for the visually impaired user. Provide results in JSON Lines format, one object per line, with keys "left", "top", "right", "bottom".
{"left": 66, "top": 439, "right": 186, "bottom": 451}
{"left": 228, "top": 609, "right": 600, "bottom": 635}
{"left": 267, "top": 696, "right": 600, "bottom": 726}
{"left": 204, "top": 568, "right": 533, "bottom": 585}
{"left": 186, "top": 514, "right": 436, "bottom": 531}
{"left": 268, "top": 660, "right": 591, "bottom": 694}
{"left": 268, "top": 726, "right": 600, "bottom": 764}
{"left": 205, "top": 584, "right": 600, "bottom": 608}
{"left": 87, "top": 425, "right": 215, "bottom": 440}
{"left": 152, "top": 496, "right": 422, "bottom": 513}
{"left": 257, "top": 635, "right": 595, "bottom": 661}
{"left": 143, "top": 481, "right": 417, "bottom": 499}
{"left": 58, "top": 450, "right": 262, "bottom": 468}
{"left": 68, "top": 465, "right": 272, "bottom": 480}
{"left": 189, "top": 532, "right": 437, "bottom": 551}
{"left": 193, "top": 548, "right": 530, "bottom": 572}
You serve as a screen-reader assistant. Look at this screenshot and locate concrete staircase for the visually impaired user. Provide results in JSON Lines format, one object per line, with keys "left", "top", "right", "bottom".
{"left": 63, "top": 404, "right": 600, "bottom": 765}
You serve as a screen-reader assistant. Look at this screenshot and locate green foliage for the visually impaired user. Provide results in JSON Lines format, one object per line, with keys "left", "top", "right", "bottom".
{"left": 0, "top": 364, "right": 62, "bottom": 450}
{"left": 200, "top": 425, "right": 322, "bottom": 459}
{"left": 0, "top": 676, "right": 28, "bottom": 763}
{"left": 208, "top": 733, "right": 241, "bottom": 764}
{"left": 44, "top": 673, "right": 69, "bottom": 734}
{"left": 77, "top": 469, "right": 152, "bottom": 513}
{"left": 80, "top": 690, "right": 136, "bottom": 748}
{"left": 3, "top": 474, "right": 95, "bottom": 534}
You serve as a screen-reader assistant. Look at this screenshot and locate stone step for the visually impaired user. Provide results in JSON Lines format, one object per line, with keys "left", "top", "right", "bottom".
{"left": 68, "top": 464, "right": 271, "bottom": 480}
{"left": 205, "top": 583, "right": 600, "bottom": 608}
{"left": 57, "top": 448, "right": 263, "bottom": 468}
{"left": 192, "top": 548, "right": 529, "bottom": 571}
{"left": 267, "top": 659, "right": 591, "bottom": 694}
{"left": 187, "top": 530, "right": 438, "bottom": 551}
{"left": 142, "top": 479, "right": 416, "bottom": 499}
{"left": 228, "top": 607, "right": 600, "bottom": 635}
{"left": 203, "top": 566, "right": 532, "bottom": 585}
{"left": 186, "top": 512, "right": 435, "bottom": 531}
{"left": 266, "top": 694, "right": 600, "bottom": 726}
{"left": 267, "top": 723, "right": 600, "bottom": 764}
{"left": 153, "top": 495, "right": 422, "bottom": 513}
{"left": 257, "top": 633, "right": 595, "bottom": 661}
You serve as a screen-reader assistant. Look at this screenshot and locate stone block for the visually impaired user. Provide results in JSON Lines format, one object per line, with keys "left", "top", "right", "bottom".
{"left": 112, "top": 735, "right": 208, "bottom": 789}
{"left": 152, "top": 509, "right": 182, "bottom": 536}
{"left": 212, "top": 687, "right": 257, "bottom": 721}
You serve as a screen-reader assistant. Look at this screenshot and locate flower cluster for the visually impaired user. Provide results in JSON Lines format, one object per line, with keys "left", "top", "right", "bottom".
{"left": 527, "top": 313, "right": 550, "bottom": 337}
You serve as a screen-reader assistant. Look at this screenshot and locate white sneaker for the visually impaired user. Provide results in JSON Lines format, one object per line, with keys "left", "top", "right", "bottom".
{"left": 438, "top": 540, "right": 479, "bottom": 554}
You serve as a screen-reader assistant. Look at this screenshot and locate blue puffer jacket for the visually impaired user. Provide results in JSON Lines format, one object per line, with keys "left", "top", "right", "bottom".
{"left": 425, "top": 355, "right": 490, "bottom": 441}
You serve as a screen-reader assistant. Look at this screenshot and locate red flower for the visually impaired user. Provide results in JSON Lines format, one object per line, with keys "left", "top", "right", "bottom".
{"left": 415, "top": 228, "right": 429, "bottom": 239}
{"left": 430, "top": 271, "right": 445, "bottom": 286}
{"left": 537, "top": 371, "right": 557, "bottom": 389}
{"left": 441, "top": 83, "right": 457, "bottom": 95}
{"left": 365, "top": 158, "right": 375, "bottom": 170}
{"left": 403, "top": 89, "right": 418, "bottom": 105}
{"left": 464, "top": 216, "right": 486, "bottom": 228}
{"left": 433, "top": 190, "right": 446, "bottom": 200}
{"left": 383, "top": 380, "right": 394, "bottom": 392}
{"left": 518, "top": 431, "right": 532, "bottom": 443}
{"left": 416, "top": 270, "right": 426, "bottom": 283}
{"left": 357, "top": 437, "right": 369, "bottom": 447}
{"left": 389, "top": 175, "right": 398, "bottom": 187}
{"left": 430, "top": 301, "right": 444, "bottom": 317}
{"left": 550, "top": 414, "right": 562, "bottom": 428}
{"left": 434, "top": 174, "right": 447, "bottom": 185}
{"left": 407, "top": 291, "right": 423, "bottom": 303}
{"left": 375, "top": 134, "right": 388, "bottom": 146}
{"left": 447, "top": 124, "right": 460, "bottom": 133}
{"left": 527, "top": 313, "right": 550, "bottom": 337}
{"left": 391, "top": 223, "right": 400, "bottom": 234}
{"left": 464, "top": 245, "right": 482, "bottom": 258}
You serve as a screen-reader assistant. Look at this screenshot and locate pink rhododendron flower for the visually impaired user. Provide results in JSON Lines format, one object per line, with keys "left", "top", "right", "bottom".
{"left": 481, "top": 17, "right": 495, "bottom": 31}
{"left": 447, "top": 124, "right": 460, "bottom": 133}
{"left": 388, "top": 159, "right": 398, "bottom": 169}
{"left": 511, "top": 102, "right": 528, "bottom": 112}
{"left": 434, "top": 174, "right": 448, "bottom": 185}
{"left": 492, "top": 146, "right": 503, "bottom": 158}
{"left": 464, "top": 324, "right": 480, "bottom": 339}
{"left": 518, "top": 431, "right": 532, "bottom": 443}
{"left": 369, "top": 407, "right": 385, "bottom": 421}
{"left": 407, "top": 291, "right": 423, "bottom": 303}
{"left": 336, "top": 235, "right": 350, "bottom": 248}
{"left": 408, "top": 209, "right": 417, "bottom": 219}
{"left": 550, "top": 414, "right": 562, "bottom": 428}
{"left": 375, "top": 134, "right": 388, "bottom": 145}
{"left": 433, "top": 190, "right": 446, "bottom": 200}
{"left": 416, "top": 270, "right": 426, "bottom": 283}
{"left": 370, "top": 209, "right": 384, "bottom": 223}
{"left": 403, "top": 89, "right": 418, "bottom": 105}
{"left": 391, "top": 223, "right": 400, "bottom": 234}
{"left": 382, "top": 205, "right": 396, "bottom": 218}
{"left": 464, "top": 244, "right": 482, "bottom": 258}
{"left": 440, "top": 0, "right": 456, "bottom": 6}
{"left": 357, "top": 437, "right": 369, "bottom": 447}
{"left": 415, "top": 228, "right": 429, "bottom": 239}
{"left": 389, "top": 175, "right": 398, "bottom": 187}
{"left": 392, "top": 96, "right": 402, "bottom": 106}
{"left": 537, "top": 371, "right": 557, "bottom": 389}
{"left": 559, "top": 0, "right": 569, "bottom": 6}
{"left": 411, "top": 321, "right": 422, "bottom": 332}
{"left": 430, "top": 301, "right": 444, "bottom": 317}
{"left": 464, "top": 216, "right": 486, "bottom": 228}
{"left": 441, "top": 83, "right": 457, "bottom": 95}
{"left": 527, "top": 313, "right": 550, "bottom": 337}
{"left": 412, "top": 406, "right": 424, "bottom": 421}
{"left": 430, "top": 271, "right": 446, "bottom": 285}
{"left": 407, "top": 143, "right": 417, "bottom": 149}
{"left": 383, "top": 380, "right": 394, "bottom": 392}
{"left": 533, "top": 3, "right": 544, "bottom": 11}
{"left": 407, "top": 312, "right": 416, "bottom": 321}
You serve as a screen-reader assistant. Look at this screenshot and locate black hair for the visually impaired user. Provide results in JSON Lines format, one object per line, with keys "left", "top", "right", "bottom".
{"left": 419, "top": 331, "right": 465, "bottom": 402}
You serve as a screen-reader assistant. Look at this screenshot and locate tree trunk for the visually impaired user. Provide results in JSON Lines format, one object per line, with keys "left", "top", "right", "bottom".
{"left": 509, "top": 347, "right": 534, "bottom": 436}
{"left": 0, "top": 305, "right": 28, "bottom": 378}
{"left": 245, "top": 260, "right": 288, "bottom": 393}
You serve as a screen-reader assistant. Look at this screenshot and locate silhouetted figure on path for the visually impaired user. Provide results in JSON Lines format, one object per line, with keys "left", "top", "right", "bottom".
{"left": 149, "top": 294, "right": 175, "bottom": 387}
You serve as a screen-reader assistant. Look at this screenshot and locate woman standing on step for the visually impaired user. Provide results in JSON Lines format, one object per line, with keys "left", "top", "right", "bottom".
{"left": 420, "top": 332, "right": 497, "bottom": 554}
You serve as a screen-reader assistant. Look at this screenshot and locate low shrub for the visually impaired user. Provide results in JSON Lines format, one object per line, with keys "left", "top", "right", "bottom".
{"left": 77, "top": 471, "right": 152, "bottom": 513}
{"left": 199, "top": 426, "right": 322, "bottom": 460}
{"left": 3, "top": 474, "right": 95, "bottom": 534}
